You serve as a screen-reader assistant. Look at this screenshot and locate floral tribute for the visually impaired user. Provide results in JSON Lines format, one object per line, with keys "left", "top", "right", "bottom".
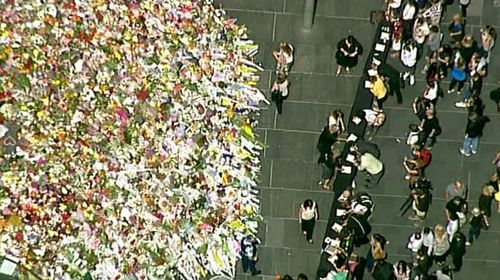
{"left": 0, "top": 0, "right": 266, "bottom": 279}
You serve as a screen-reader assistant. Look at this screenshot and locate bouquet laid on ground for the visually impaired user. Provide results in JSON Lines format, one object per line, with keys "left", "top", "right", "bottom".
{"left": 0, "top": 0, "right": 266, "bottom": 279}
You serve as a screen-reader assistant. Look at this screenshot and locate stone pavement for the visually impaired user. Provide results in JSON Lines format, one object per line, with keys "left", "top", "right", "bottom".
{"left": 213, "top": 0, "right": 500, "bottom": 279}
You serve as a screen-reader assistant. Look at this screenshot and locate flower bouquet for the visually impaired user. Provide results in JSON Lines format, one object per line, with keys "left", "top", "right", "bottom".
{"left": 0, "top": 0, "right": 266, "bottom": 279}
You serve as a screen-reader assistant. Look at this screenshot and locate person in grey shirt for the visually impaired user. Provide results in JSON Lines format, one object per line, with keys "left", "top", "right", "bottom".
{"left": 445, "top": 180, "right": 468, "bottom": 201}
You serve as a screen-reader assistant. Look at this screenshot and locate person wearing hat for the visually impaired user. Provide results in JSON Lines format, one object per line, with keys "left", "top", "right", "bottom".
{"left": 466, "top": 207, "right": 486, "bottom": 246}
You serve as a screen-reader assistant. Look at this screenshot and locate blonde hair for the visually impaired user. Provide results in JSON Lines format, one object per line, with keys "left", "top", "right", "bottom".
{"left": 434, "top": 224, "right": 446, "bottom": 238}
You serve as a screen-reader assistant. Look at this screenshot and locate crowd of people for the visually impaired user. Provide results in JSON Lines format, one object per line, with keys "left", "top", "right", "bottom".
{"left": 264, "top": 0, "right": 500, "bottom": 280}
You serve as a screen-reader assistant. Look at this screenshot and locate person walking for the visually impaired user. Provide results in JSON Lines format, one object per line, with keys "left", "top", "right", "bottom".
{"left": 449, "top": 232, "right": 466, "bottom": 272}
{"left": 271, "top": 73, "right": 289, "bottom": 115}
{"left": 478, "top": 184, "right": 495, "bottom": 221}
{"left": 460, "top": 111, "right": 490, "bottom": 157}
{"left": 335, "top": 35, "right": 363, "bottom": 76}
{"left": 299, "top": 199, "right": 318, "bottom": 243}
{"left": 466, "top": 207, "right": 486, "bottom": 246}
{"left": 445, "top": 196, "right": 468, "bottom": 239}
{"left": 406, "top": 232, "right": 423, "bottom": 261}
{"left": 355, "top": 152, "right": 384, "bottom": 188}
{"left": 240, "top": 235, "right": 261, "bottom": 276}
{"left": 433, "top": 224, "right": 450, "bottom": 266}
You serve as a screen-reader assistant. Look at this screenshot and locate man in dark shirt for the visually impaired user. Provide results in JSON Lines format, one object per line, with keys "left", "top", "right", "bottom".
{"left": 240, "top": 235, "right": 261, "bottom": 275}
{"left": 378, "top": 63, "right": 403, "bottom": 104}
{"left": 419, "top": 108, "right": 440, "bottom": 148}
{"left": 460, "top": 111, "right": 490, "bottom": 157}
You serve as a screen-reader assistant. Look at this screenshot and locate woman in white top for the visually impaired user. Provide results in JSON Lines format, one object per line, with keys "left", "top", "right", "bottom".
{"left": 299, "top": 199, "right": 318, "bottom": 243}
{"left": 393, "top": 260, "right": 410, "bottom": 280}
{"left": 271, "top": 73, "right": 289, "bottom": 115}
{"left": 401, "top": 0, "right": 417, "bottom": 42}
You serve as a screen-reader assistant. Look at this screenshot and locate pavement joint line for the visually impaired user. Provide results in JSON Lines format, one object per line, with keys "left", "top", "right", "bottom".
{"left": 224, "top": 8, "right": 500, "bottom": 29}
{"left": 269, "top": 159, "right": 274, "bottom": 188}
{"left": 272, "top": 12, "right": 277, "bottom": 42}
{"left": 258, "top": 217, "right": 500, "bottom": 235}
{"left": 254, "top": 127, "right": 500, "bottom": 145}
{"left": 224, "top": 7, "right": 370, "bottom": 21}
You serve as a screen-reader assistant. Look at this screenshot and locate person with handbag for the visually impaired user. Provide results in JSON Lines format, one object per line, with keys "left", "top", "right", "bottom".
{"left": 271, "top": 73, "right": 289, "bottom": 115}
{"left": 299, "top": 199, "right": 318, "bottom": 243}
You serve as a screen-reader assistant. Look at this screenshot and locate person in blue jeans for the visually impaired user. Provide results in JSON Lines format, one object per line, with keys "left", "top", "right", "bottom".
{"left": 466, "top": 207, "right": 485, "bottom": 246}
{"left": 241, "top": 235, "right": 261, "bottom": 275}
{"left": 460, "top": 111, "right": 490, "bottom": 157}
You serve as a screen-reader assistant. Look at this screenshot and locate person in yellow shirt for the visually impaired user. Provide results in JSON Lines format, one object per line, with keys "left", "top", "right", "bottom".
{"left": 370, "top": 75, "right": 387, "bottom": 110}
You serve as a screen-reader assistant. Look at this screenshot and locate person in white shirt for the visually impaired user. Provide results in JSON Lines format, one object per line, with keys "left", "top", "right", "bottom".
{"left": 402, "top": 0, "right": 417, "bottom": 41}
{"left": 413, "top": 17, "right": 430, "bottom": 59}
{"left": 355, "top": 152, "right": 384, "bottom": 188}
{"left": 273, "top": 42, "right": 294, "bottom": 76}
{"left": 407, "top": 232, "right": 423, "bottom": 260}
{"left": 400, "top": 40, "right": 418, "bottom": 86}
{"left": 421, "top": 227, "right": 434, "bottom": 256}
{"left": 299, "top": 199, "right": 318, "bottom": 243}
{"left": 459, "top": 0, "right": 471, "bottom": 17}
{"left": 422, "top": 81, "right": 439, "bottom": 104}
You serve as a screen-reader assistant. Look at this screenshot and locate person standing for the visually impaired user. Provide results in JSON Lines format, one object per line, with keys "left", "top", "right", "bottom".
{"left": 444, "top": 180, "right": 468, "bottom": 202}
{"left": 459, "top": 0, "right": 471, "bottom": 18}
{"left": 317, "top": 125, "right": 340, "bottom": 164}
{"left": 369, "top": 75, "right": 388, "bottom": 111}
{"left": 335, "top": 35, "right": 363, "bottom": 76}
{"left": 433, "top": 224, "right": 450, "bottom": 266}
{"left": 378, "top": 63, "right": 403, "bottom": 104}
{"left": 449, "top": 232, "right": 467, "bottom": 271}
{"left": 240, "top": 235, "right": 261, "bottom": 276}
{"left": 447, "top": 56, "right": 467, "bottom": 95}
{"left": 271, "top": 73, "right": 289, "bottom": 115}
{"left": 448, "top": 14, "right": 465, "bottom": 47}
{"left": 272, "top": 42, "right": 294, "bottom": 76}
{"left": 318, "top": 147, "right": 342, "bottom": 190}
{"left": 478, "top": 184, "right": 495, "bottom": 220}
{"left": 393, "top": 260, "right": 410, "bottom": 280}
{"left": 400, "top": 40, "right": 418, "bottom": 86}
{"left": 466, "top": 207, "right": 486, "bottom": 246}
{"left": 355, "top": 152, "right": 384, "bottom": 188}
{"left": 406, "top": 232, "right": 423, "bottom": 261}
{"left": 419, "top": 108, "right": 441, "bottom": 148}
{"left": 401, "top": 0, "right": 417, "bottom": 42}
{"left": 421, "top": 227, "right": 434, "bottom": 257}
{"left": 445, "top": 196, "right": 468, "bottom": 239}
{"left": 460, "top": 111, "right": 490, "bottom": 157}
{"left": 299, "top": 199, "right": 318, "bottom": 243}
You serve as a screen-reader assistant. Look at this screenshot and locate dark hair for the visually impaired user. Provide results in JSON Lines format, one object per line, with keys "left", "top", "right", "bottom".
{"left": 414, "top": 232, "right": 422, "bottom": 239}
{"left": 409, "top": 123, "right": 419, "bottom": 132}
{"left": 372, "top": 234, "right": 387, "bottom": 249}
{"left": 430, "top": 25, "right": 439, "bottom": 33}
{"left": 423, "top": 227, "right": 431, "bottom": 234}
{"left": 303, "top": 199, "right": 314, "bottom": 208}
{"left": 442, "top": 265, "right": 451, "bottom": 275}
{"left": 282, "top": 275, "right": 293, "bottom": 280}
{"left": 347, "top": 35, "right": 354, "bottom": 44}
{"left": 297, "top": 273, "right": 309, "bottom": 280}
{"left": 396, "top": 260, "right": 408, "bottom": 273}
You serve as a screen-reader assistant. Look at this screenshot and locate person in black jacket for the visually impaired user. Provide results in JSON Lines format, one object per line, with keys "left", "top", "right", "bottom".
{"left": 240, "top": 235, "right": 261, "bottom": 275}
{"left": 450, "top": 232, "right": 467, "bottom": 272}
{"left": 317, "top": 125, "right": 339, "bottom": 164}
{"left": 319, "top": 147, "right": 342, "bottom": 189}
{"left": 460, "top": 111, "right": 490, "bottom": 157}
{"left": 419, "top": 108, "right": 441, "bottom": 148}
{"left": 378, "top": 63, "right": 403, "bottom": 104}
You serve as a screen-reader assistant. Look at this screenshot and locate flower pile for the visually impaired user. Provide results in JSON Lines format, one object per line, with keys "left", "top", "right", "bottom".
{"left": 0, "top": 0, "right": 266, "bottom": 279}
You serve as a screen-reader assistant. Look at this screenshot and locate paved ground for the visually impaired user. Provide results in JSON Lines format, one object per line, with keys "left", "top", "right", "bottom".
{"left": 213, "top": 0, "right": 500, "bottom": 279}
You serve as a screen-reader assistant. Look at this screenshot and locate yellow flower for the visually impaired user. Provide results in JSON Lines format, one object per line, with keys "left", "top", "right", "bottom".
{"left": 36, "top": 111, "right": 45, "bottom": 119}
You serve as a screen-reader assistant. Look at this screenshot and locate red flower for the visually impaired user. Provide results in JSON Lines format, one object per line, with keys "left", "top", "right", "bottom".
{"left": 14, "top": 231, "right": 23, "bottom": 241}
{"left": 136, "top": 87, "right": 148, "bottom": 101}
